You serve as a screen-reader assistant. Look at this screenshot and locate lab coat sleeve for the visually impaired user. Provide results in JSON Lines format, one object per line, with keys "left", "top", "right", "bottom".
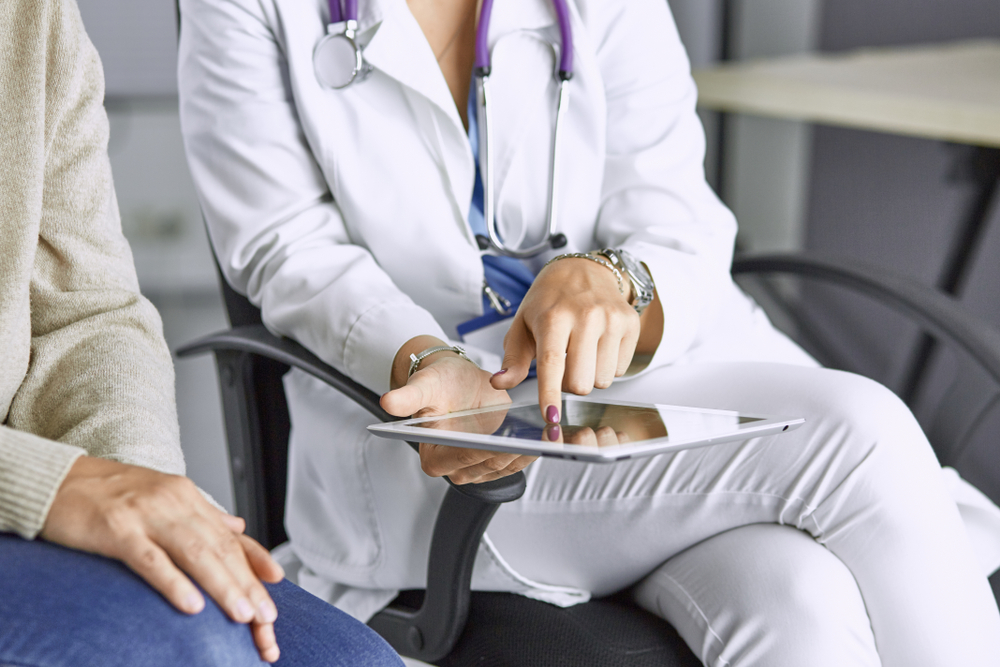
{"left": 582, "top": 0, "right": 738, "bottom": 368}
{"left": 177, "top": 0, "right": 448, "bottom": 395}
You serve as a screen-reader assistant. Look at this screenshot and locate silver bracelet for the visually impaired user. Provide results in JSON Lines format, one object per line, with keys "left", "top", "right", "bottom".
{"left": 542, "top": 252, "right": 625, "bottom": 295}
{"left": 408, "top": 345, "right": 478, "bottom": 378}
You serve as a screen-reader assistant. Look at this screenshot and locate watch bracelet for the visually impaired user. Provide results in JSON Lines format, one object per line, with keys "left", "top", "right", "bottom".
{"left": 596, "top": 248, "right": 654, "bottom": 314}
{"left": 407, "top": 345, "right": 478, "bottom": 378}
{"left": 543, "top": 252, "right": 625, "bottom": 295}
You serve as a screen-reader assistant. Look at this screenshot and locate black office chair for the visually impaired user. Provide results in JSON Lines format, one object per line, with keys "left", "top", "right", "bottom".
{"left": 177, "top": 252, "right": 1000, "bottom": 665}
{"left": 178, "top": 265, "right": 700, "bottom": 666}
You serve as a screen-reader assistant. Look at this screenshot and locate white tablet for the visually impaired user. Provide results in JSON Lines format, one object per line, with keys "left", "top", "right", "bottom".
{"left": 368, "top": 396, "right": 804, "bottom": 463}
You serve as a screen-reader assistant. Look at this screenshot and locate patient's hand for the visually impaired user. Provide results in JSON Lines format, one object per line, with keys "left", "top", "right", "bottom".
{"left": 41, "top": 457, "right": 285, "bottom": 663}
{"left": 383, "top": 335, "right": 536, "bottom": 484}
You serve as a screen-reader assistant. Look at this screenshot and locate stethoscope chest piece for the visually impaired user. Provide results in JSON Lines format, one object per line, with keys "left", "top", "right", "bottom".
{"left": 314, "top": 21, "right": 369, "bottom": 89}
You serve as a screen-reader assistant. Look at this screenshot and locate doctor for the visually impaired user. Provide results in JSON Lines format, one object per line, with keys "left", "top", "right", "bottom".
{"left": 178, "top": 0, "right": 1000, "bottom": 664}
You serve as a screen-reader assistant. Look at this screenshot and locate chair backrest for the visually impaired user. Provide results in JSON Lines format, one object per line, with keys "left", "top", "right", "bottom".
{"left": 731, "top": 255, "right": 1000, "bottom": 508}
{"left": 214, "top": 267, "right": 292, "bottom": 549}
{"left": 924, "top": 358, "right": 1000, "bottom": 502}
{"left": 218, "top": 268, "right": 264, "bottom": 327}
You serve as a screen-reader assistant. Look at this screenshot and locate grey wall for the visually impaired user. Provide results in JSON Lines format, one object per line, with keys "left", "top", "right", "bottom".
{"left": 77, "top": 0, "right": 178, "bottom": 97}
{"left": 721, "top": 0, "right": 821, "bottom": 253}
{"left": 821, "top": 0, "right": 1000, "bottom": 51}
{"left": 668, "top": 0, "right": 724, "bottom": 68}
{"left": 669, "top": 0, "right": 821, "bottom": 253}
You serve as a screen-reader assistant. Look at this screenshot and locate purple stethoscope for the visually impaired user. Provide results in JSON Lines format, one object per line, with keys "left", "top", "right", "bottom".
{"left": 313, "top": 0, "right": 574, "bottom": 258}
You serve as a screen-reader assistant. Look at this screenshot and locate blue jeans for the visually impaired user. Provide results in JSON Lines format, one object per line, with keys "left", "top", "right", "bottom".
{"left": 0, "top": 534, "right": 403, "bottom": 667}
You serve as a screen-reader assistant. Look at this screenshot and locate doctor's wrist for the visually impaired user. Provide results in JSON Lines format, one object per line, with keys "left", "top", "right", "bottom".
{"left": 543, "top": 252, "right": 625, "bottom": 298}
{"left": 391, "top": 335, "right": 462, "bottom": 389}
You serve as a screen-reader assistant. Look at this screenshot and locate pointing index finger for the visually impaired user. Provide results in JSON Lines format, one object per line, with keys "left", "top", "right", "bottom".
{"left": 534, "top": 323, "right": 570, "bottom": 423}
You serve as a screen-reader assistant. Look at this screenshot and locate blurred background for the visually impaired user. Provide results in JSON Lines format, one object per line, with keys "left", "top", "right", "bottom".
{"left": 76, "top": 0, "right": 1000, "bottom": 511}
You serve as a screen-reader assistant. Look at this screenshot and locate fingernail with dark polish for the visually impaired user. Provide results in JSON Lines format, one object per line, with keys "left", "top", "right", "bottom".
{"left": 493, "top": 369, "right": 507, "bottom": 376}
{"left": 546, "top": 405, "right": 560, "bottom": 423}
{"left": 545, "top": 424, "right": 561, "bottom": 441}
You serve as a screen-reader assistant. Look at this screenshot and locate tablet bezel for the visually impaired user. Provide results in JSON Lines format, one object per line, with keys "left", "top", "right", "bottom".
{"left": 367, "top": 396, "right": 804, "bottom": 462}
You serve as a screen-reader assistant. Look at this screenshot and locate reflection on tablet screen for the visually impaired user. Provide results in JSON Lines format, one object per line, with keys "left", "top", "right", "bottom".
{"left": 416, "top": 400, "right": 763, "bottom": 448}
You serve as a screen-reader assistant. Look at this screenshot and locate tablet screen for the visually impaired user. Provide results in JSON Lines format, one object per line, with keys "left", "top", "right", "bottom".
{"left": 413, "top": 399, "right": 764, "bottom": 447}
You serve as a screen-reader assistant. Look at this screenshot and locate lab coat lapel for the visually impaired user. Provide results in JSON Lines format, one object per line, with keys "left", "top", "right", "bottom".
{"left": 487, "top": 0, "right": 557, "bottom": 42}
{"left": 356, "top": 0, "right": 562, "bottom": 246}
{"left": 361, "top": 0, "right": 461, "bottom": 130}
{"left": 361, "top": 0, "right": 479, "bottom": 241}
{"left": 361, "top": 0, "right": 554, "bottom": 125}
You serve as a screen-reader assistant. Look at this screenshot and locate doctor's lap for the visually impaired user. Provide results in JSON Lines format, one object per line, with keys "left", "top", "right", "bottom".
{"left": 284, "top": 321, "right": 1000, "bottom": 667}
{"left": 492, "top": 362, "right": 999, "bottom": 667}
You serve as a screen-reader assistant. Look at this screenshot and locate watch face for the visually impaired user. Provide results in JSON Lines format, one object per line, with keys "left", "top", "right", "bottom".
{"left": 617, "top": 250, "right": 655, "bottom": 292}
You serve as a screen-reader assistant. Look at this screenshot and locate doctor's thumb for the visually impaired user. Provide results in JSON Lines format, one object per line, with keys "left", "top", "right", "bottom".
{"left": 381, "top": 382, "right": 429, "bottom": 417}
{"left": 491, "top": 355, "right": 533, "bottom": 390}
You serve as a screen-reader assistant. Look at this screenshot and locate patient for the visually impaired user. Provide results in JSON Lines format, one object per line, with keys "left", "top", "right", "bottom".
{"left": 0, "top": 1, "right": 403, "bottom": 665}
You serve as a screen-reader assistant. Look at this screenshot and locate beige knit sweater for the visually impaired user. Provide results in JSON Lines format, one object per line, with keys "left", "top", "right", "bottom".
{"left": 0, "top": 0, "right": 185, "bottom": 539}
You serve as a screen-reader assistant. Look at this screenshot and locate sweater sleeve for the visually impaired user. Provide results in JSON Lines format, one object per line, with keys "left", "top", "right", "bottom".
{"left": 0, "top": 427, "right": 84, "bottom": 538}
{"left": 0, "top": 0, "right": 185, "bottom": 538}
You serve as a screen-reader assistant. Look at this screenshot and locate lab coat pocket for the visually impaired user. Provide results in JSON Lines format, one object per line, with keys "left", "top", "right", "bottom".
{"left": 282, "top": 368, "right": 386, "bottom": 576}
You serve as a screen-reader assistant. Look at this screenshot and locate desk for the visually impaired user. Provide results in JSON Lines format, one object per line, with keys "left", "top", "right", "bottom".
{"left": 694, "top": 40, "right": 1000, "bottom": 148}
{"left": 693, "top": 40, "right": 1000, "bottom": 401}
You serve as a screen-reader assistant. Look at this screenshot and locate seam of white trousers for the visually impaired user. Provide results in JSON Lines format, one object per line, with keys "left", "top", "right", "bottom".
{"left": 654, "top": 567, "right": 731, "bottom": 667}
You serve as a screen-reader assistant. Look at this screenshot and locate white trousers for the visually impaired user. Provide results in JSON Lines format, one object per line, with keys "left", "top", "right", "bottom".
{"left": 284, "top": 287, "right": 1000, "bottom": 666}
{"left": 478, "top": 362, "right": 1000, "bottom": 667}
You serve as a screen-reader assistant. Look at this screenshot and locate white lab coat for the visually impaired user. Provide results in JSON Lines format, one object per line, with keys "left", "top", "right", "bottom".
{"left": 178, "top": 0, "right": 1000, "bottom": 625}
{"left": 179, "top": 0, "right": 740, "bottom": 393}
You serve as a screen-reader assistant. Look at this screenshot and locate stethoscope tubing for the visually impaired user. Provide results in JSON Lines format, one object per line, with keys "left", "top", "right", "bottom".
{"left": 477, "top": 73, "right": 570, "bottom": 259}
{"left": 327, "top": 0, "right": 358, "bottom": 25}
{"left": 475, "top": 0, "right": 574, "bottom": 258}
{"left": 318, "top": 0, "right": 575, "bottom": 258}
{"left": 475, "top": 0, "right": 573, "bottom": 79}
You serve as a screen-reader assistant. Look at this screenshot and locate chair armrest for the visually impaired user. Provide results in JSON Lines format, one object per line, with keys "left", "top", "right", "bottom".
{"left": 177, "top": 325, "right": 526, "bottom": 503}
{"left": 177, "top": 325, "right": 391, "bottom": 421}
{"left": 731, "top": 252, "right": 1000, "bottom": 386}
{"left": 177, "top": 324, "right": 525, "bottom": 660}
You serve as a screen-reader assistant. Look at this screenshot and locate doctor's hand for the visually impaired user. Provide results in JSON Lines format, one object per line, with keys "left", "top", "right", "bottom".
{"left": 382, "top": 335, "right": 537, "bottom": 484}
{"left": 491, "top": 257, "right": 645, "bottom": 423}
{"left": 41, "top": 456, "right": 285, "bottom": 662}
